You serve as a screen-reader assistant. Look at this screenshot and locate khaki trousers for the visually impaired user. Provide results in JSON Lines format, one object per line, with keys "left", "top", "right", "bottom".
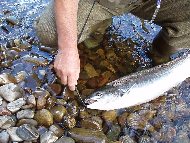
{"left": 34, "top": 0, "right": 190, "bottom": 49}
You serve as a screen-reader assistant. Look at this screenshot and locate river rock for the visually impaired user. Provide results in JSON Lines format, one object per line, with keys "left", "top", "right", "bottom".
{"left": 102, "top": 110, "right": 117, "bottom": 122}
{"left": 0, "top": 130, "right": 9, "bottom": 143}
{"left": 36, "top": 95, "right": 46, "bottom": 110}
{"left": 56, "top": 99, "right": 67, "bottom": 106}
{"left": 173, "top": 130, "right": 190, "bottom": 143}
{"left": 138, "top": 135, "right": 151, "bottom": 143}
{"left": 22, "top": 55, "right": 48, "bottom": 66}
{"left": 106, "top": 124, "right": 121, "bottom": 141}
{"left": 119, "top": 135, "right": 136, "bottom": 143}
{"left": 84, "top": 63, "right": 99, "bottom": 78}
{"left": 118, "top": 112, "right": 129, "bottom": 127}
{"left": 68, "top": 127, "right": 108, "bottom": 143}
{"left": 1, "top": 60, "right": 12, "bottom": 68}
{"left": 16, "top": 109, "right": 35, "bottom": 120}
{"left": 0, "top": 83, "right": 23, "bottom": 102}
{"left": 0, "top": 115, "right": 17, "bottom": 129}
{"left": 15, "top": 71, "right": 27, "bottom": 83}
{"left": 14, "top": 38, "right": 21, "bottom": 46}
{"left": 34, "top": 109, "right": 53, "bottom": 126}
{"left": 49, "top": 124, "right": 65, "bottom": 138}
{"left": 55, "top": 136, "right": 75, "bottom": 143}
{"left": 0, "top": 106, "right": 12, "bottom": 115}
{"left": 19, "top": 41, "right": 32, "bottom": 50}
{"left": 33, "top": 89, "right": 50, "bottom": 98}
{"left": 46, "top": 83, "right": 62, "bottom": 96}
{"left": 79, "top": 116, "right": 102, "bottom": 131}
{"left": 40, "top": 131, "right": 58, "bottom": 143}
{"left": 49, "top": 105, "right": 67, "bottom": 123}
{"left": 6, "top": 16, "right": 20, "bottom": 25}
{"left": 45, "top": 96, "right": 57, "bottom": 109}
{"left": 62, "top": 114, "right": 76, "bottom": 129}
{"left": 7, "top": 127, "right": 23, "bottom": 142}
{"left": 6, "top": 50, "right": 20, "bottom": 60}
{"left": 7, "top": 98, "right": 26, "bottom": 113}
{"left": 16, "top": 124, "right": 39, "bottom": 141}
{"left": 0, "top": 96, "right": 3, "bottom": 106}
{"left": 0, "top": 73, "right": 17, "bottom": 85}
{"left": 16, "top": 119, "right": 38, "bottom": 127}
{"left": 26, "top": 94, "right": 36, "bottom": 107}
{"left": 66, "top": 100, "right": 79, "bottom": 117}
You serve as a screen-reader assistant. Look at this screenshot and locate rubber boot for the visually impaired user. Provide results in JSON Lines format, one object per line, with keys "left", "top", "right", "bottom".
{"left": 147, "top": 31, "right": 182, "bottom": 65}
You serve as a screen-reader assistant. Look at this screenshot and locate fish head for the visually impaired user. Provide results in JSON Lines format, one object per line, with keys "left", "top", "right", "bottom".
{"left": 84, "top": 85, "right": 121, "bottom": 110}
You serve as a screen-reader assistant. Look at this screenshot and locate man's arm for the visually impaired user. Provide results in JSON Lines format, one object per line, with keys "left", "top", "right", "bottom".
{"left": 54, "top": 0, "right": 80, "bottom": 91}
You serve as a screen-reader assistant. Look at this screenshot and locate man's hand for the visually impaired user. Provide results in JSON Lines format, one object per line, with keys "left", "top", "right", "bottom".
{"left": 54, "top": 0, "right": 79, "bottom": 91}
{"left": 54, "top": 48, "right": 80, "bottom": 91}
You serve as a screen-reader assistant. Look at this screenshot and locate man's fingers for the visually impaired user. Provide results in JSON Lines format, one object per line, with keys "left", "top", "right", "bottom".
{"left": 61, "top": 75, "right": 67, "bottom": 85}
{"left": 68, "top": 74, "right": 76, "bottom": 91}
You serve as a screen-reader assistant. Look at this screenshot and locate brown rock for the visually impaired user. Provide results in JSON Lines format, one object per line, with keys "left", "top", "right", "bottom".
{"left": 102, "top": 110, "right": 117, "bottom": 122}
{"left": 62, "top": 114, "right": 76, "bottom": 129}
{"left": 37, "top": 95, "right": 46, "bottom": 110}
{"left": 49, "top": 124, "right": 65, "bottom": 138}
{"left": 34, "top": 109, "right": 53, "bottom": 126}
{"left": 45, "top": 96, "right": 57, "bottom": 109}
{"left": 79, "top": 116, "right": 103, "bottom": 131}
{"left": 0, "top": 73, "right": 17, "bottom": 85}
{"left": 49, "top": 105, "right": 67, "bottom": 123}
{"left": 68, "top": 127, "right": 108, "bottom": 143}
{"left": 46, "top": 84, "right": 62, "bottom": 96}
{"left": 84, "top": 63, "right": 99, "bottom": 78}
{"left": 118, "top": 112, "right": 129, "bottom": 127}
{"left": 66, "top": 100, "right": 79, "bottom": 117}
{"left": 86, "top": 76, "right": 99, "bottom": 88}
{"left": 0, "top": 106, "right": 11, "bottom": 116}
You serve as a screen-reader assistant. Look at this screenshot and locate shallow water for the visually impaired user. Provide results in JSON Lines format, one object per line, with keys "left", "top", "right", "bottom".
{"left": 1, "top": 1, "right": 190, "bottom": 143}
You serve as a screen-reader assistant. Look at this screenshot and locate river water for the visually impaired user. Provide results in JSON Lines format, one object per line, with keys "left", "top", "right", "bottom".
{"left": 1, "top": 1, "right": 190, "bottom": 143}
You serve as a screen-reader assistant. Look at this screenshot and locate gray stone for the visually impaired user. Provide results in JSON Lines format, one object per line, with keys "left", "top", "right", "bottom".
{"left": 7, "top": 98, "right": 26, "bottom": 113}
{"left": 16, "top": 109, "right": 35, "bottom": 120}
{"left": 6, "top": 16, "right": 20, "bottom": 25}
{"left": 0, "top": 130, "right": 9, "bottom": 143}
{"left": 174, "top": 130, "right": 190, "bottom": 143}
{"left": 55, "top": 136, "right": 75, "bottom": 143}
{"left": 0, "top": 74, "right": 17, "bottom": 85}
{"left": 0, "top": 83, "right": 23, "bottom": 102}
{"left": 106, "top": 124, "right": 121, "bottom": 141}
{"left": 40, "top": 131, "right": 58, "bottom": 143}
{"left": 0, "top": 96, "right": 2, "bottom": 106}
{"left": 0, "top": 115, "right": 17, "bottom": 129}
{"left": 16, "top": 124, "right": 39, "bottom": 141}
{"left": 7, "top": 127, "right": 23, "bottom": 142}
{"left": 119, "top": 135, "right": 136, "bottom": 143}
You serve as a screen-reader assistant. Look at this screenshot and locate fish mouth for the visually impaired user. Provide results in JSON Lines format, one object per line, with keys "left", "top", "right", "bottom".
{"left": 84, "top": 98, "right": 97, "bottom": 105}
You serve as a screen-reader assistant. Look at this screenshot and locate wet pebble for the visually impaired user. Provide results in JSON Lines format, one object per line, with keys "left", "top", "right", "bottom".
{"left": 174, "top": 130, "right": 190, "bottom": 143}
{"left": 62, "top": 114, "right": 76, "bottom": 129}
{"left": 79, "top": 116, "right": 102, "bottom": 131}
{"left": 33, "top": 109, "right": 53, "bottom": 126}
{"left": 33, "top": 89, "right": 50, "bottom": 99}
{"left": 79, "top": 106, "right": 91, "bottom": 119}
{"left": 84, "top": 63, "right": 99, "bottom": 78}
{"left": 26, "top": 95, "right": 36, "bottom": 107}
{"left": 15, "top": 71, "right": 27, "bottom": 83}
{"left": 45, "top": 96, "right": 57, "bottom": 109}
{"left": 36, "top": 95, "right": 46, "bottom": 110}
{"left": 0, "top": 106, "right": 11, "bottom": 116}
{"left": 55, "top": 136, "right": 75, "bottom": 143}
{"left": 7, "top": 127, "right": 23, "bottom": 142}
{"left": 19, "top": 41, "right": 32, "bottom": 50}
{"left": 0, "top": 73, "right": 17, "bottom": 85}
{"left": 0, "top": 83, "right": 23, "bottom": 102}
{"left": 67, "top": 100, "right": 79, "bottom": 117}
{"left": 0, "top": 130, "right": 9, "bottom": 143}
{"left": 106, "top": 124, "right": 121, "bottom": 141}
{"left": 6, "top": 50, "right": 20, "bottom": 60}
{"left": 6, "top": 16, "right": 20, "bottom": 25}
{"left": 22, "top": 55, "right": 48, "bottom": 66}
{"left": 46, "top": 83, "right": 62, "bottom": 96}
{"left": 118, "top": 112, "right": 129, "bottom": 127}
{"left": 40, "top": 131, "right": 58, "bottom": 143}
{"left": 56, "top": 99, "right": 67, "bottom": 106}
{"left": 0, "top": 96, "right": 3, "bottom": 105}
{"left": 138, "top": 135, "right": 151, "bottom": 143}
{"left": 119, "top": 135, "right": 136, "bottom": 143}
{"left": 68, "top": 127, "right": 108, "bottom": 143}
{"left": 16, "top": 109, "right": 34, "bottom": 120}
{"left": 49, "top": 124, "right": 65, "bottom": 138}
{"left": 0, "top": 115, "right": 17, "bottom": 129}
{"left": 7, "top": 98, "right": 26, "bottom": 113}
{"left": 1, "top": 60, "right": 12, "bottom": 68}
{"left": 16, "top": 119, "right": 38, "bottom": 127}
{"left": 102, "top": 110, "right": 117, "bottom": 122}
{"left": 16, "top": 124, "right": 39, "bottom": 141}
{"left": 49, "top": 105, "right": 67, "bottom": 123}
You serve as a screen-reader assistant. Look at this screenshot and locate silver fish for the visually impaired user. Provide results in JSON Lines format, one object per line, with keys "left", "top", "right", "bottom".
{"left": 85, "top": 51, "right": 190, "bottom": 110}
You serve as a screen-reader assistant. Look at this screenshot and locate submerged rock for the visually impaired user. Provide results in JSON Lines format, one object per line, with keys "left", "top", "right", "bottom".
{"left": 68, "top": 127, "right": 108, "bottom": 143}
{"left": 22, "top": 55, "right": 48, "bottom": 66}
{"left": 7, "top": 98, "right": 26, "bottom": 113}
{"left": 34, "top": 109, "right": 53, "bottom": 126}
{"left": 0, "top": 130, "right": 9, "bottom": 143}
{"left": 0, "top": 73, "right": 17, "bottom": 85}
{"left": 40, "top": 131, "right": 58, "bottom": 143}
{"left": 7, "top": 127, "right": 23, "bottom": 142}
{"left": 6, "top": 16, "right": 20, "bottom": 25}
{"left": 0, "top": 83, "right": 23, "bottom": 102}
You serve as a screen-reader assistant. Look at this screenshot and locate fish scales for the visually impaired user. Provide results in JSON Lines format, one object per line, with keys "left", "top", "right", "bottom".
{"left": 85, "top": 51, "right": 190, "bottom": 110}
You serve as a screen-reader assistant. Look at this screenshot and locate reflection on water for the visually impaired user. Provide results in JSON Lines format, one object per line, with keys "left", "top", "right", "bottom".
{"left": 0, "top": 0, "right": 190, "bottom": 142}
